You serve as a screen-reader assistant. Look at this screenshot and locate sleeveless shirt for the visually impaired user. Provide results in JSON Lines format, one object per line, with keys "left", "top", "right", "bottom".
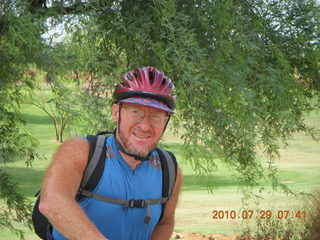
{"left": 52, "top": 135, "right": 163, "bottom": 240}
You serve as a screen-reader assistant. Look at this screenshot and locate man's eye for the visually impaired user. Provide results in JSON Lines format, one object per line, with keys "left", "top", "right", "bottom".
{"left": 128, "top": 108, "right": 137, "bottom": 113}
{"left": 130, "top": 109, "right": 142, "bottom": 115}
{"left": 151, "top": 114, "right": 162, "bottom": 120}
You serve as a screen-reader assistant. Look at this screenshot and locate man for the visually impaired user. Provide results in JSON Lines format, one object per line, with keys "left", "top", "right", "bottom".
{"left": 39, "top": 66, "right": 183, "bottom": 240}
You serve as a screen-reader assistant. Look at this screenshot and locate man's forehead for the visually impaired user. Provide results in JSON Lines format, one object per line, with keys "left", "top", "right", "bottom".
{"left": 122, "top": 102, "right": 167, "bottom": 113}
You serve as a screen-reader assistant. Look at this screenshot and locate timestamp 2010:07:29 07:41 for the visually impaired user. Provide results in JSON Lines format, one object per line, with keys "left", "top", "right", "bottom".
{"left": 212, "top": 210, "right": 307, "bottom": 220}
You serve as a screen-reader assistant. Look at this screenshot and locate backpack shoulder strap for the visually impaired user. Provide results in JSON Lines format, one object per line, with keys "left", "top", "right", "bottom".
{"left": 155, "top": 147, "right": 178, "bottom": 220}
{"left": 78, "top": 135, "right": 107, "bottom": 196}
{"left": 156, "top": 148, "right": 177, "bottom": 198}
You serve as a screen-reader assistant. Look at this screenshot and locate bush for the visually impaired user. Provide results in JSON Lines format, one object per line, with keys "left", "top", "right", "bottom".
{"left": 299, "top": 190, "right": 320, "bottom": 240}
{"left": 237, "top": 190, "right": 320, "bottom": 240}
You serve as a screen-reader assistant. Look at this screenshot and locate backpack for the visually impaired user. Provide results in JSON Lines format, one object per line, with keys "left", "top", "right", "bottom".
{"left": 32, "top": 131, "right": 178, "bottom": 240}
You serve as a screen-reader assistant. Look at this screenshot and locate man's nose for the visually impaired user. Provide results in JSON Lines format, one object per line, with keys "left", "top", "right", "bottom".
{"left": 137, "top": 113, "right": 153, "bottom": 130}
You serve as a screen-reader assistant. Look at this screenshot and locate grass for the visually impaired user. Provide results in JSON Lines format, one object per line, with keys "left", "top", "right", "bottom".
{"left": 0, "top": 105, "right": 319, "bottom": 239}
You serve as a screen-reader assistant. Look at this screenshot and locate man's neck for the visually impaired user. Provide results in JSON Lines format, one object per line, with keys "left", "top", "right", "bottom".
{"left": 115, "top": 134, "right": 143, "bottom": 169}
{"left": 118, "top": 151, "right": 142, "bottom": 170}
{"left": 114, "top": 130, "right": 146, "bottom": 170}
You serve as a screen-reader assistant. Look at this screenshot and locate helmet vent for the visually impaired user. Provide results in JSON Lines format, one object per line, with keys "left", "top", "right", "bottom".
{"left": 149, "top": 72, "right": 154, "bottom": 84}
{"left": 127, "top": 74, "right": 133, "bottom": 81}
{"left": 161, "top": 77, "right": 167, "bottom": 86}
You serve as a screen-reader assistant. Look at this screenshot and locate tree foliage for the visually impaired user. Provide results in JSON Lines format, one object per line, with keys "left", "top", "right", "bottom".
{"left": 0, "top": 0, "right": 45, "bottom": 163}
{"left": 0, "top": 0, "right": 45, "bottom": 237}
{"left": 0, "top": 170, "right": 33, "bottom": 240}
{"left": 35, "top": 0, "right": 319, "bottom": 192}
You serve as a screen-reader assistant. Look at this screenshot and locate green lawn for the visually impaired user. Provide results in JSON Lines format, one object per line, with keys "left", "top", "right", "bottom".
{"left": 0, "top": 105, "right": 319, "bottom": 239}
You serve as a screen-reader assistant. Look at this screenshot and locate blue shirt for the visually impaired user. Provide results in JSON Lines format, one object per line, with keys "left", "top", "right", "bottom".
{"left": 52, "top": 135, "right": 163, "bottom": 240}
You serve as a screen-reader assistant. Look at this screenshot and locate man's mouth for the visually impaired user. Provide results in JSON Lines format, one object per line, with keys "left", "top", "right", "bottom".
{"left": 133, "top": 132, "right": 151, "bottom": 139}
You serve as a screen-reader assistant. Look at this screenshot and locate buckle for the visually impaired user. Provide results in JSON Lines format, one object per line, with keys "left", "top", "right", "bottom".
{"left": 128, "top": 199, "right": 146, "bottom": 208}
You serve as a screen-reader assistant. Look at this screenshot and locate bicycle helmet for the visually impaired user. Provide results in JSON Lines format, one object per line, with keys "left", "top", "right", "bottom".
{"left": 113, "top": 66, "right": 176, "bottom": 113}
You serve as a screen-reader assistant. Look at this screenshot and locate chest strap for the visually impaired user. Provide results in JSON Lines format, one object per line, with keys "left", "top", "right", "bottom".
{"left": 79, "top": 189, "right": 170, "bottom": 224}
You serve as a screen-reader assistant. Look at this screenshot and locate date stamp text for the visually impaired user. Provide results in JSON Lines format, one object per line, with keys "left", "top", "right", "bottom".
{"left": 212, "top": 210, "right": 307, "bottom": 220}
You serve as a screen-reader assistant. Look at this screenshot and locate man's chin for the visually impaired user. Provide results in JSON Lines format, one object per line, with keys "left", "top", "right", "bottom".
{"left": 128, "top": 146, "right": 150, "bottom": 158}
{"left": 118, "top": 133, "right": 158, "bottom": 157}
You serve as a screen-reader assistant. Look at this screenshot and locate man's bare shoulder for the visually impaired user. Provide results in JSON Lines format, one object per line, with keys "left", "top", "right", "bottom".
{"left": 47, "top": 137, "right": 90, "bottom": 173}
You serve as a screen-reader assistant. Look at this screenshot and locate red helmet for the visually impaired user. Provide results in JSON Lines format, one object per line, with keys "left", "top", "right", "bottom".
{"left": 113, "top": 67, "right": 176, "bottom": 111}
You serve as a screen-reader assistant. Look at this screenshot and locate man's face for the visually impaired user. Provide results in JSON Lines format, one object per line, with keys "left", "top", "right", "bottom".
{"left": 112, "top": 102, "right": 169, "bottom": 158}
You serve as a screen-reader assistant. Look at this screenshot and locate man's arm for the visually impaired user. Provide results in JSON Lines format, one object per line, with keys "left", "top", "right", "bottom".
{"left": 39, "top": 137, "right": 108, "bottom": 240}
{"left": 151, "top": 167, "right": 183, "bottom": 240}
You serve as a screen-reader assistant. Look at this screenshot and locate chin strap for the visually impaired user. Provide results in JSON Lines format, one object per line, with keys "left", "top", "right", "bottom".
{"left": 113, "top": 129, "right": 153, "bottom": 162}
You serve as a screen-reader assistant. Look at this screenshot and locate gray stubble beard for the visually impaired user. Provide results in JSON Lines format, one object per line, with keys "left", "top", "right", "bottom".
{"left": 118, "top": 127, "right": 159, "bottom": 158}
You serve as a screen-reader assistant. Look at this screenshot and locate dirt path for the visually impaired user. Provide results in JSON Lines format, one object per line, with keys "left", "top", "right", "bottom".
{"left": 171, "top": 232, "right": 240, "bottom": 240}
{"left": 171, "top": 232, "right": 284, "bottom": 240}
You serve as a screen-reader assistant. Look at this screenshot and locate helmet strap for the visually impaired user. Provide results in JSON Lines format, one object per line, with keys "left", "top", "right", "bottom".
{"left": 114, "top": 133, "right": 153, "bottom": 161}
{"left": 163, "top": 114, "right": 171, "bottom": 132}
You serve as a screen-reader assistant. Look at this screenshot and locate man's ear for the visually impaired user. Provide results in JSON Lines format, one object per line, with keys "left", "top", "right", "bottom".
{"left": 112, "top": 103, "right": 119, "bottom": 122}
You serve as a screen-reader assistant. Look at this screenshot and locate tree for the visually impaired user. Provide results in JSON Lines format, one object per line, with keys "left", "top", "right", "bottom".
{"left": 22, "top": 0, "right": 320, "bottom": 187}
{"left": 30, "top": 79, "right": 82, "bottom": 142}
{"left": 0, "top": 1, "right": 45, "bottom": 237}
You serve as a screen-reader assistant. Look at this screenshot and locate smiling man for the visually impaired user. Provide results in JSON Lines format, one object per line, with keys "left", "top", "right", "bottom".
{"left": 39, "top": 67, "right": 182, "bottom": 240}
